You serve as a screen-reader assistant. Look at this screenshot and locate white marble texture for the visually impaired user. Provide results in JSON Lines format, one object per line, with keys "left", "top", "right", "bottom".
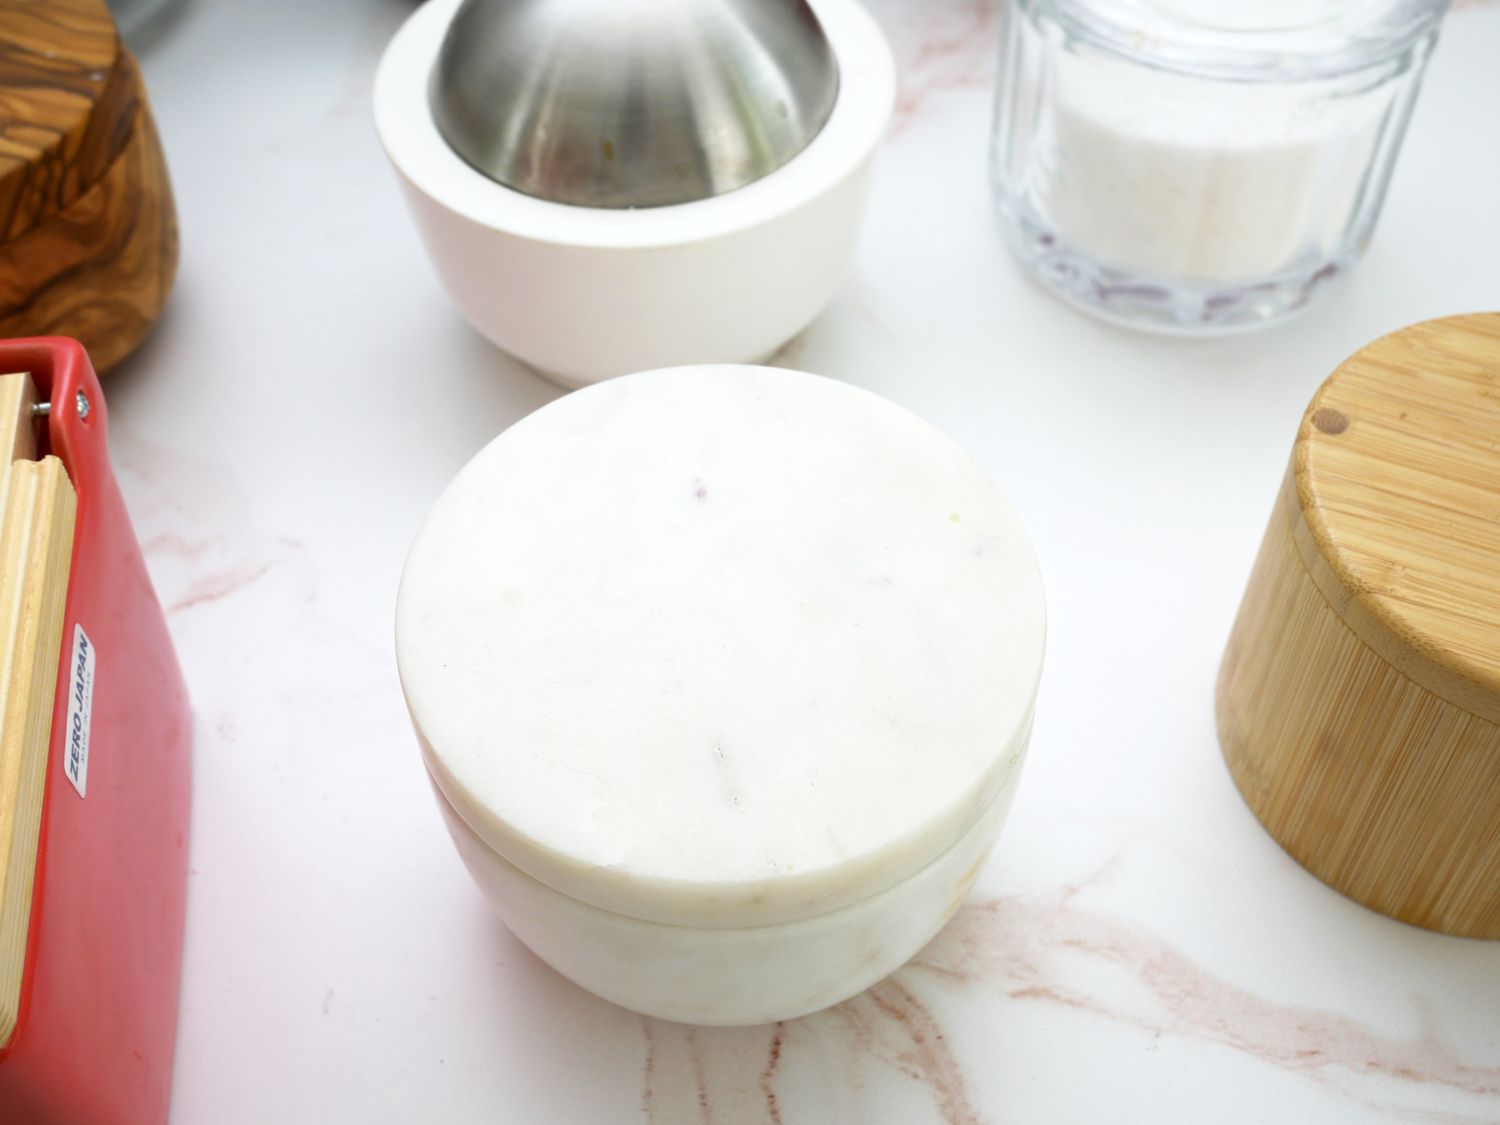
{"left": 396, "top": 364, "right": 1042, "bottom": 1025}
{"left": 107, "top": 0, "right": 1500, "bottom": 1120}
{"left": 434, "top": 764, "right": 1019, "bottom": 1028}
{"left": 398, "top": 366, "right": 1043, "bottom": 923}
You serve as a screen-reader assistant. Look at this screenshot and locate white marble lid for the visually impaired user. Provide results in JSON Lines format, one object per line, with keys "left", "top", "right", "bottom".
{"left": 397, "top": 366, "right": 1045, "bottom": 928}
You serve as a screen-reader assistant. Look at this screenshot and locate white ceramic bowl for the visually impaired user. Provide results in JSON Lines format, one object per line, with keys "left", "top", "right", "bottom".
{"left": 396, "top": 365, "right": 1046, "bottom": 1025}
{"left": 373, "top": 0, "right": 896, "bottom": 388}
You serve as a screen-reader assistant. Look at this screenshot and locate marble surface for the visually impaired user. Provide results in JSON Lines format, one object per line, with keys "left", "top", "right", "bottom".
{"left": 107, "top": 0, "right": 1500, "bottom": 1121}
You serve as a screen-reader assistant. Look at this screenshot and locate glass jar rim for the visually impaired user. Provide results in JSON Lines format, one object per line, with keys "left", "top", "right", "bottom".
{"left": 1019, "top": 0, "right": 1449, "bottom": 81}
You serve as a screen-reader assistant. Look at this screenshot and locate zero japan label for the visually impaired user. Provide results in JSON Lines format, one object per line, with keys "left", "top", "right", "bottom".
{"left": 63, "top": 623, "right": 94, "bottom": 798}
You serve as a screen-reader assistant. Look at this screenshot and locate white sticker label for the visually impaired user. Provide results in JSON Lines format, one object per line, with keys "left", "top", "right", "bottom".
{"left": 63, "top": 624, "right": 94, "bottom": 799}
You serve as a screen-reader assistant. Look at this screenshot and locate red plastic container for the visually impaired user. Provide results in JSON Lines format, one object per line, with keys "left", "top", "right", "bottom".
{"left": 0, "top": 338, "right": 191, "bottom": 1125}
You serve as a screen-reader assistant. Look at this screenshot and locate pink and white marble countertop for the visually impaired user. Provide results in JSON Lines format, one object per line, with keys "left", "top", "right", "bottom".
{"left": 110, "top": 1, "right": 1500, "bottom": 1120}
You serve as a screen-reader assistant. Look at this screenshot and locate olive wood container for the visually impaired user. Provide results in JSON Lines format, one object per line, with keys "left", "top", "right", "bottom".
{"left": 1218, "top": 313, "right": 1500, "bottom": 939}
{"left": 0, "top": 0, "right": 178, "bottom": 372}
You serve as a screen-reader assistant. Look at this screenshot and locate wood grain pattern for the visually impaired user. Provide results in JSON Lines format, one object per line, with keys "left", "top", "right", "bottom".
{"left": 0, "top": 437, "right": 77, "bottom": 1046}
{"left": 1296, "top": 314, "right": 1500, "bottom": 721}
{"left": 0, "top": 0, "right": 133, "bottom": 242}
{"left": 0, "top": 60, "right": 178, "bottom": 373}
{"left": 1218, "top": 314, "right": 1500, "bottom": 939}
{"left": 0, "top": 372, "right": 38, "bottom": 464}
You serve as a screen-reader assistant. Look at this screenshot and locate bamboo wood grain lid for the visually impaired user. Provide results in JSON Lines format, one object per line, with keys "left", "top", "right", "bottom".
{"left": 1289, "top": 312, "right": 1500, "bottom": 724}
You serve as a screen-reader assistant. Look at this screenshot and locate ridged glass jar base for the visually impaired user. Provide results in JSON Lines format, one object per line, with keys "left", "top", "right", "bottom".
{"left": 997, "top": 194, "right": 1353, "bottom": 334}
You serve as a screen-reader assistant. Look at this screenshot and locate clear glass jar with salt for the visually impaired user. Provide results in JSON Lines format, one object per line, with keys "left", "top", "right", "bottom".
{"left": 990, "top": 0, "right": 1448, "bottom": 332}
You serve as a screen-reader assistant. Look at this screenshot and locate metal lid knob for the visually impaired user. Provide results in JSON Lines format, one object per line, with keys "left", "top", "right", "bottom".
{"left": 428, "top": 0, "right": 841, "bottom": 209}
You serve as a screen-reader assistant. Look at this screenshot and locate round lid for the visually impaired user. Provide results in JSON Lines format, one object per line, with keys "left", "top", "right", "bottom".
{"left": 0, "top": 0, "right": 135, "bottom": 242}
{"left": 397, "top": 366, "right": 1046, "bottom": 928}
{"left": 1293, "top": 313, "right": 1500, "bottom": 724}
{"left": 428, "top": 0, "right": 840, "bottom": 209}
{"left": 1029, "top": 0, "right": 1444, "bottom": 80}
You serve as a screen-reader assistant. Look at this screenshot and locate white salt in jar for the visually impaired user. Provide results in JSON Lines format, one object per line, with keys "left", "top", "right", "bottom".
{"left": 991, "top": 0, "right": 1447, "bottom": 332}
{"left": 396, "top": 366, "right": 1045, "bottom": 1025}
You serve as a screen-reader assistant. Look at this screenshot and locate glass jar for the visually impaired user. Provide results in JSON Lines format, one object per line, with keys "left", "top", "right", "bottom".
{"left": 990, "top": 0, "right": 1448, "bottom": 332}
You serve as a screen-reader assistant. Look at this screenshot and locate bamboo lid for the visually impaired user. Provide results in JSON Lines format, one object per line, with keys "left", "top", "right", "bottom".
{"left": 1290, "top": 312, "right": 1500, "bottom": 725}
{"left": 0, "top": 0, "right": 136, "bottom": 242}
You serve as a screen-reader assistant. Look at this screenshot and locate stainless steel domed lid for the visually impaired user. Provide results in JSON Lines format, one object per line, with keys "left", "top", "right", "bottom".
{"left": 428, "top": 0, "right": 841, "bottom": 209}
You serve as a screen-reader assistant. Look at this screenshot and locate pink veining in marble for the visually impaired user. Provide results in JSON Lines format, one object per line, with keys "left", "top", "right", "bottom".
{"left": 167, "top": 561, "right": 277, "bottom": 614}
{"left": 108, "top": 427, "right": 329, "bottom": 625}
{"left": 637, "top": 977, "right": 984, "bottom": 1124}
{"left": 759, "top": 1021, "right": 786, "bottom": 1124}
{"left": 631, "top": 864, "right": 1498, "bottom": 1123}
{"left": 912, "top": 887, "right": 1500, "bottom": 1109}
{"left": 687, "top": 1028, "right": 714, "bottom": 1122}
{"left": 851, "top": 980, "right": 982, "bottom": 1124}
{"left": 641, "top": 1017, "right": 657, "bottom": 1117}
{"left": 883, "top": 0, "right": 1000, "bottom": 136}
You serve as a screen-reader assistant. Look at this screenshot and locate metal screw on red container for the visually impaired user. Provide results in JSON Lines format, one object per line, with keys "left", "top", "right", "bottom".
{"left": 75, "top": 390, "right": 90, "bottom": 420}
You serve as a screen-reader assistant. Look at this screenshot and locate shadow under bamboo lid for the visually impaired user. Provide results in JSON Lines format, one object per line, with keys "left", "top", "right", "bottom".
{"left": 1219, "top": 312, "right": 1500, "bottom": 939}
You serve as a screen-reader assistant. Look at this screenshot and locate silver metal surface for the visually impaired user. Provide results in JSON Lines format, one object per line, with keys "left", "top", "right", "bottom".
{"left": 429, "top": 0, "right": 840, "bottom": 209}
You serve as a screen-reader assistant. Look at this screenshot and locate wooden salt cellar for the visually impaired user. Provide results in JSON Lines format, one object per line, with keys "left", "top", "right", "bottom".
{"left": 0, "top": 0, "right": 178, "bottom": 372}
{"left": 1218, "top": 313, "right": 1500, "bottom": 939}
